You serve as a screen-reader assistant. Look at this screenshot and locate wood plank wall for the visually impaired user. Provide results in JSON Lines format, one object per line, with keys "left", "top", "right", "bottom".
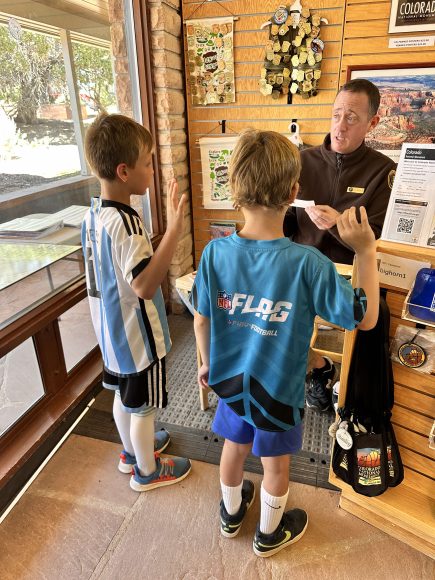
{"left": 387, "top": 288, "right": 435, "bottom": 499}
{"left": 182, "top": 0, "right": 435, "bottom": 502}
{"left": 341, "top": 1, "right": 435, "bottom": 499}
{"left": 181, "top": 0, "right": 346, "bottom": 265}
{"left": 341, "top": 0, "right": 435, "bottom": 83}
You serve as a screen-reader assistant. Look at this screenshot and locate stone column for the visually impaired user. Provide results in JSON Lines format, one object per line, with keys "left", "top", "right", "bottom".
{"left": 109, "top": 0, "right": 193, "bottom": 313}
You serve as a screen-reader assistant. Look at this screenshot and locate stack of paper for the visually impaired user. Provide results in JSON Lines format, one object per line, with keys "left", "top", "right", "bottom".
{"left": 51, "top": 205, "right": 88, "bottom": 228}
{"left": 0, "top": 215, "right": 64, "bottom": 239}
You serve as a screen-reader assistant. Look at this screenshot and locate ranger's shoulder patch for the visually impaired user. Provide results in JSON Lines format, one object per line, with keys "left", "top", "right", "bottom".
{"left": 388, "top": 169, "right": 396, "bottom": 190}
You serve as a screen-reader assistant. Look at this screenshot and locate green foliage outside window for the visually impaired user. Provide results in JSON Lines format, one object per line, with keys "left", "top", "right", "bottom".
{"left": 0, "top": 25, "right": 116, "bottom": 124}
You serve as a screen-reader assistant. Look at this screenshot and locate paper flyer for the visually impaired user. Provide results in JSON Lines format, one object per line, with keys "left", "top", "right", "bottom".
{"left": 381, "top": 143, "right": 435, "bottom": 247}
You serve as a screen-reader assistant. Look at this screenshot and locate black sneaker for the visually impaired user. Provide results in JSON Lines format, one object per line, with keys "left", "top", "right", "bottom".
{"left": 253, "top": 508, "right": 308, "bottom": 557}
{"left": 306, "top": 357, "right": 336, "bottom": 412}
{"left": 220, "top": 480, "right": 255, "bottom": 538}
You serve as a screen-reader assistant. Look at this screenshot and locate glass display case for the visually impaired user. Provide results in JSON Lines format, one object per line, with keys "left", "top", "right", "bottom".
{"left": 0, "top": 241, "right": 84, "bottom": 328}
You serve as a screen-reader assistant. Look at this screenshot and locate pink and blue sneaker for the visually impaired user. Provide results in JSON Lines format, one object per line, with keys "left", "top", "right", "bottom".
{"left": 118, "top": 429, "right": 171, "bottom": 474}
{"left": 130, "top": 456, "right": 192, "bottom": 492}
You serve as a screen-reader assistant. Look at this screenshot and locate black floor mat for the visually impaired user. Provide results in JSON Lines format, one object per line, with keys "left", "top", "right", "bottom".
{"left": 74, "top": 313, "right": 340, "bottom": 491}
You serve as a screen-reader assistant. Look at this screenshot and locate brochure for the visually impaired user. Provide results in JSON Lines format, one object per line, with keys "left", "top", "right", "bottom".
{"left": 210, "top": 221, "right": 237, "bottom": 239}
{"left": 381, "top": 143, "right": 435, "bottom": 247}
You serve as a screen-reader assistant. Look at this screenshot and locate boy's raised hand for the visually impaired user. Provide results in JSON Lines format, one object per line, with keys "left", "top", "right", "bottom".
{"left": 166, "top": 178, "right": 186, "bottom": 238}
{"left": 336, "top": 206, "right": 376, "bottom": 254}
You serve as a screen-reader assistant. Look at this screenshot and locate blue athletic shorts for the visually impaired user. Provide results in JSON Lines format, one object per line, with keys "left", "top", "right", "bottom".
{"left": 212, "top": 399, "right": 303, "bottom": 457}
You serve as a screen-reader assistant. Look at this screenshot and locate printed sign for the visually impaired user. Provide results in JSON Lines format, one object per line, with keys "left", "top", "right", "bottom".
{"left": 389, "top": 0, "right": 435, "bottom": 33}
{"left": 381, "top": 144, "right": 435, "bottom": 248}
{"left": 199, "top": 136, "right": 238, "bottom": 209}
{"left": 377, "top": 252, "right": 431, "bottom": 290}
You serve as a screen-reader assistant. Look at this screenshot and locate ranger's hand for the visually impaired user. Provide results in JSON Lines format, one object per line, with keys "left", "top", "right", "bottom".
{"left": 305, "top": 205, "right": 340, "bottom": 230}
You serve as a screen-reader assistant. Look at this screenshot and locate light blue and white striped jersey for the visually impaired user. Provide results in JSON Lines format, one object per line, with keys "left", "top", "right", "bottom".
{"left": 81, "top": 198, "right": 171, "bottom": 376}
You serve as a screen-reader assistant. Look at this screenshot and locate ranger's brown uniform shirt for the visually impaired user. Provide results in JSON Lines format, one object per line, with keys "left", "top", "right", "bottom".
{"left": 284, "top": 134, "right": 396, "bottom": 264}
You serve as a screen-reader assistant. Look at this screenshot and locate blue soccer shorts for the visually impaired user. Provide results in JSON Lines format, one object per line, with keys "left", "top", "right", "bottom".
{"left": 212, "top": 399, "right": 303, "bottom": 457}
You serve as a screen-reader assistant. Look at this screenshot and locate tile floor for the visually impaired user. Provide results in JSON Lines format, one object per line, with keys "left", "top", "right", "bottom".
{"left": 0, "top": 434, "right": 433, "bottom": 580}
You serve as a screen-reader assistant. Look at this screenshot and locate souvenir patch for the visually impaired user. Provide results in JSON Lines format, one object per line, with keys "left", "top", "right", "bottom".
{"left": 397, "top": 341, "right": 426, "bottom": 368}
{"left": 312, "top": 38, "right": 324, "bottom": 53}
{"left": 273, "top": 7, "right": 288, "bottom": 24}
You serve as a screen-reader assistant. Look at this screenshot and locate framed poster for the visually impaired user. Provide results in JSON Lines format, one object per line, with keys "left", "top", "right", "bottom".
{"left": 388, "top": 0, "right": 435, "bottom": 33}
{"left": 348, "top": 64, "right": 435, "bottom": 163}
{"left": 199, "top": 136, "right": 239, "bottom": 209}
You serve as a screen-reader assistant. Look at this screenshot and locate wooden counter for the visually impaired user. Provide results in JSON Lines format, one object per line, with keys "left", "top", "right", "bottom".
{"left": 329, "top": 240, "right": 435, "bottom": 558}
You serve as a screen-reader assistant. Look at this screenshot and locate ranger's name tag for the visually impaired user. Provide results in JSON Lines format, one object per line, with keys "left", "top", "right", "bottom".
{"left": 347, "top": 186, "right": 365, "bottom": 194}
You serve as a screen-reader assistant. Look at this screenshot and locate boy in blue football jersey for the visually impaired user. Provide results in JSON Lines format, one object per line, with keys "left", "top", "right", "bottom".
{"left": 82, "top": 113, "right": 191, "bottom": 492}
{"left": 192, "top": 129, "right": 379, "bottom": 557}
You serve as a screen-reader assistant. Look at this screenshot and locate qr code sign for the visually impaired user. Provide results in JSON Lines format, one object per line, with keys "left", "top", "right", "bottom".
{"left": 397, "top": 217, "right": 414, "bottom": 234}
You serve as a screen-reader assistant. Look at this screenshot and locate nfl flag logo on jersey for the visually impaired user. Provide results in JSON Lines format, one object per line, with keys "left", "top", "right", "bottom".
{"left": 217, "top": 291, "right": 232, "bottom": 310}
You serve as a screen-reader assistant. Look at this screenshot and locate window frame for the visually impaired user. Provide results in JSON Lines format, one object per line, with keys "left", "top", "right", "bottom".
{"left": 131, "top": 0, "right": 163, "bottom": 236}
{"left": 0, "top": 1, "right": 164, "bottom": 498}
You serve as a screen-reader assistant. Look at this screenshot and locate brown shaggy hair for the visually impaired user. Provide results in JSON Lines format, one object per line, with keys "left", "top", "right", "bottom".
{"left": 84, "top": 113, "right": 154, "bottom": 180}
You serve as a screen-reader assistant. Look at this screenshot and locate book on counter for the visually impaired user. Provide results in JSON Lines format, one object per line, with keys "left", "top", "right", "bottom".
{"left": 0, "top": 206, "right": 88, "bottom": 240}
{"left": 0, "top": 215, "right": 64, "bottom": 239}
{"left": 51, "top": 205, "right": 88, "bottom": 228}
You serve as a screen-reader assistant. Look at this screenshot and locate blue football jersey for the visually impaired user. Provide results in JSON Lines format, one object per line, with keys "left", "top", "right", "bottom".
{"left": 192, "top": 233, "right": 365, "bottom": 432}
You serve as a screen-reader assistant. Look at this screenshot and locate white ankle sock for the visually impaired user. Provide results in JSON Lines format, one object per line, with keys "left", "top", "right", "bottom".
{"left": 130, "top": 412, "right": 157, "bottom": 476}
{"left": 221, "top": 479, "right": 243, "bottom": 515}
{"left": 113, "top": 392, "right": 134, "bottom": 455}
{"left": 260, "top": 484, "right": 289, "bottom": 534}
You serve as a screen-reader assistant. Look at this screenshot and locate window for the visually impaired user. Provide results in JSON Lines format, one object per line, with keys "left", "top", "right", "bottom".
{"left": 0, "top": 1, "right": 118, "bottom": 326}
{"left": 0, "top": 1, "right": 116, "bottom": 447}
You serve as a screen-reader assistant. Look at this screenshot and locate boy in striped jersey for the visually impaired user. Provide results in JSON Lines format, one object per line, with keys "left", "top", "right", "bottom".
{"left": 82, "top": 113, "right": 191, "bottom": 492}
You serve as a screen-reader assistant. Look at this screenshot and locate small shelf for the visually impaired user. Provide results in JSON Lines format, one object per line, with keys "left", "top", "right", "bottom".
{"left": 330, "top": 473, "right": 435, "bottom": 558}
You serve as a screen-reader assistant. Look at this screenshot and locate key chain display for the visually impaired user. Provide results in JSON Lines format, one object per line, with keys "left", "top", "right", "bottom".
{"left": 259, "top": 1, "right": 327, "bottom": 101}
{"left": 185, "top": 16, "right": 235, "bottom": 106}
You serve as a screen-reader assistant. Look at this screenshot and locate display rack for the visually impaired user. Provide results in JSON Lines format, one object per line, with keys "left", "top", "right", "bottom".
{"left": 329, "top": 240, "right": 435, "bottom": 558}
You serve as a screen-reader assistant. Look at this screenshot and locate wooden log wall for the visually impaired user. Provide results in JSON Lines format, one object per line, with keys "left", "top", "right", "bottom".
{"left": 181, "top": 0, "right": 346, "bottom": 265}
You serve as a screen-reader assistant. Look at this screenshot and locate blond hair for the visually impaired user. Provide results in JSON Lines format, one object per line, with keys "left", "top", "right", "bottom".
{"left": 85, "top": 113, "right": 154, "bottom": 180}
{"left": 229, "top": 129, "right": 301, "bottom": 210}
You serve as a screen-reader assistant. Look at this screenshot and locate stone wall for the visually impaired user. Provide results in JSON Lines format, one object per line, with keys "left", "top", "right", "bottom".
{"left": 109, "top": 0, "right": 193, "bottom": 313}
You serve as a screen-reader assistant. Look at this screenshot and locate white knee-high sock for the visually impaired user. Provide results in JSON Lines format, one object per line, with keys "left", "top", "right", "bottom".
{"left": 220, "top": 479, "right": 243, "bottom": 515}
{"left": 260, "top": 483, "right": 289, "bottom": 534}
{"left": 113, "top": 393, "right": 133, "bottom": 455}
{"left": 130, "top": 411, "right": 157, "bottom": 476}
